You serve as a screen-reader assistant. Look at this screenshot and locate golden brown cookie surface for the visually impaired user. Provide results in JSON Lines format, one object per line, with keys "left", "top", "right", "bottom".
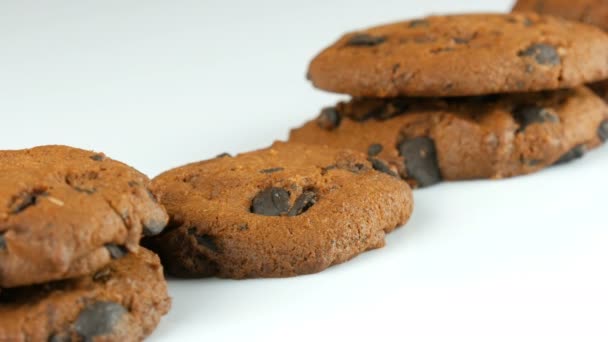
{"left": 0, "top": 145, "right": 168, "bottom": 288}
{"left": 290, "top": 87, "right": 608, "bottom": 187}
{"left": 145, "top": 142, "right": 413, "bottom": 279}
{"left": 0, "top": 248, "right": 171, "bottom": 342}
{"left": 308, "top": 13, "right": 608, "bottom": 97}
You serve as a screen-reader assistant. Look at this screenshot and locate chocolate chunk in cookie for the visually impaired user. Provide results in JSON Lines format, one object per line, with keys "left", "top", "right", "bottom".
{"left": 518, "top": 43, "right": 561, "bottom": 65}
{"left": 317, "top": 107, "right": 342, "bottom": 130}
{"left": 251, "top": 188, "right": 291, "bottom": 216}
{"left": 554, "top": 145, "right": 586, "bottom": 164}
{"left": 346, "top": 33, "right": 386, "bottom": 46}
{"left": 398, "top": 137, "right": 442, "bottom": 187}
{"left": 513, "top": 105, "right": 559, "bottom": 132}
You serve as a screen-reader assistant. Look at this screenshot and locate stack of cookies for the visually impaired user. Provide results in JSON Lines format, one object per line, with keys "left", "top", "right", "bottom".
{"left": 4, "top": 9, "right": 608, "bottom": 342}
{"left": 0, "top": 146, "right": 171, "bottom": 341}
{"left": 290, "top": 12, "right": 608, "bottom": 188}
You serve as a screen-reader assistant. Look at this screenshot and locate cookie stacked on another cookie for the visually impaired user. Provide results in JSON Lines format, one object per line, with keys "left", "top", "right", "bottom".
{"left": 0, "top": 145, "right": 171, "bottom": 341}
{"left": 291, "top": 13, "right": 608, "bottom": 188}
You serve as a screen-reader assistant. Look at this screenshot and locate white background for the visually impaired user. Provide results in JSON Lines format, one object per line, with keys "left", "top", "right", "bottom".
{"left": 1, "top": 1, "right": 608, "bottom": 341}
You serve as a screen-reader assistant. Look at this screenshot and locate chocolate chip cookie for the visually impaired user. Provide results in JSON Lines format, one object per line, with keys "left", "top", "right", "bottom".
{"left": 0, "top": 247, "right": 170, "bottom": 342}
{"left": 307, "top": 13, "right": 608, "bottom": 97}
{"left": 513, "top": 0, "right": 608, "bottom": 31}
{"left": 0, "top": 145, "right": 168, "bottom": 288}
{"left": 144, "top": 142, "right": 413, "bottom": 279}
{"left": 290, "top": 87, "right": 608, "bottom": 187}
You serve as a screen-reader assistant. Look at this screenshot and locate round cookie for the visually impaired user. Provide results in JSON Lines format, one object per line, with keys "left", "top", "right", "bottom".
{"left": 0, "top": 145, "right": 168, "bottom": 288}
{"left": 290, "top": 87, "right": 608, "bottom": 188}
{"left": 307, "top": 13, "right": 608, "bottom": 97}
{"left": 0, "top": 248, "right": 171, "bottom": 342}
{"left": 144, "top": 142, "right": 413, "bottom": 279}
{"left": 513, "top": 0, "right": 608, "bottom": 32}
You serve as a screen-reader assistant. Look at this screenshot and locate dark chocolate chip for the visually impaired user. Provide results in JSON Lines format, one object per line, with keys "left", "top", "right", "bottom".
{"left": 317, "top": 107, "right": 341, "bottom": 130}
{"left": 398, "top": 137, "right": 442, "bottom": 187}
{"left": 367, "top": 144, "right": 383, "bottom": 157}
{"left": 127, "top": 180, "right": 140, "bottom": 187}
{"left": 518, "top": 44, "right": 561, "bottom": 66}
{"left": 9, "top": 190, "right": 46, "bottom": 214}
{"left": 251, "top": 188, "right": 290, "bottom": 216}
{"left": 598, "top": 120, "right": 608, "bottom": 142}
{"left": 238, "top": 224, "right": 248, "bottom": 231}
{"left": 554, "top": 145, "right": 586, "bottom": 165}
{"left": 90, "top": 154, "right": 104, "bottom": 162}
{"left": 369, "top": 158, "right": 398, "bottom": 177}
{"left": 288, "top": 191, "right": 317, "bottom": 216}
{"left": 0, "top": 233, "right": 6, "bottom": 251}
{"left": 105, "top": 244, "right": 128, "bottom": 259}
{"left": 513, "top": 105, "right": 559, "bottom": 132}
{"left": 409, "top": 19, "right": 429, "bottom": 28}
{"left": 74, "top": 301, "right": 127, "bottom": 340}
{"left": 260, "top": 167, "right": 284, "bottom": 174}
{"left": 346, "top": 33, "right": 386, "bottom": 46}
{"left": 216, "top": 153, "right": 232, "bottom": 158}
{"left": 143, "top": 219, "right": 166, "bottom": 236}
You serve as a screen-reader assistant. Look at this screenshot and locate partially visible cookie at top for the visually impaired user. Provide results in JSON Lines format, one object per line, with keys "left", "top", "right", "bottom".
{"left": 0, "top": 247, "right": 171, "bottom": 342}
{"left": 290, "top": 87, "right": 608, "bottom": 187}
{"left": 307, "top": 13, "right": 608, "bottom": 97}
{"left": 0, "top": 145, "right": 169, "bottom": 288}
{"left": 513, "top": 0, "right": 608, "bottom": 31}
{"left": 144, "top": 142, "right": 413, "bottom": 279}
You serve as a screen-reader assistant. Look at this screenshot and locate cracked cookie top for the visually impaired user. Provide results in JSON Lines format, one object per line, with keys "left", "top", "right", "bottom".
{"left": 0, "top": 145, "right": 168, "bottom": 288}
{"left": 144, "top": 142, "right": 413, "bottom": 279}
{"left": 307, "top": 13, "right": 608, "bottom": 97}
